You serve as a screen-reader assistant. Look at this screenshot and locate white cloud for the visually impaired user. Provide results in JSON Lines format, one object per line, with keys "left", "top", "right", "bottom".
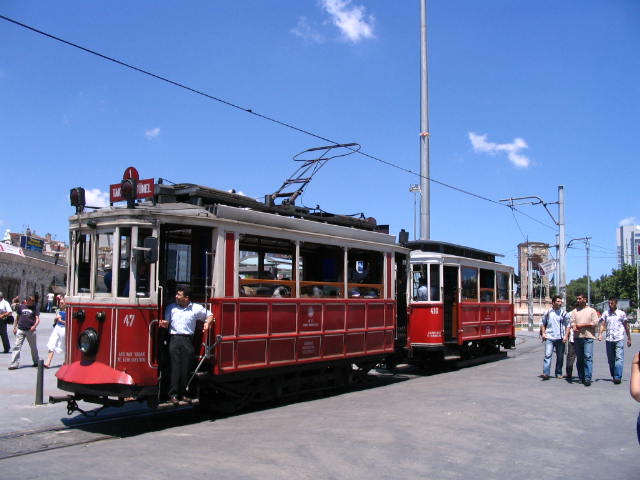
{"left": 619, "top": 217, "right": 639, "bottom": 226}
{"left": 321, "top": 0, "right": 375, "bottom": 43}
{"left": 468, "top": 132, "right": 530, "bottom": 168}
{"left": 291, "top": 16, "right": 325, "bottom": 43}
{"left": 84, "top": 188, "right": 110, "bottom": 208}
{"left": 145, "top": 127, "right": 161, "bottom": 139}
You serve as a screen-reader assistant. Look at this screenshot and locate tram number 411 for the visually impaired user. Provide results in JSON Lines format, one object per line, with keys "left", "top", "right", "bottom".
{"left": 430, "top": 307, "right": 439, "bottom": 315}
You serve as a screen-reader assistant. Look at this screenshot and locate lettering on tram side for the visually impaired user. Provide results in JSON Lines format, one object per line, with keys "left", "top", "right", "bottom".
{"left": 430, "top": 307, "right": 439, "bottom": 315}
{"left": 301, "top": 339, "right": 318, "bottom": 356}
{"left": 117, "top": 351, "right": 147, "bottom": 363}
{"left": 426, "top": 331, "right": 441, "bottom": 337}
{"left": 122, "top": 314, "right": 136, "bottom": 327}
{"left": 301, "top": 306, "right": 320, "bottom": 329}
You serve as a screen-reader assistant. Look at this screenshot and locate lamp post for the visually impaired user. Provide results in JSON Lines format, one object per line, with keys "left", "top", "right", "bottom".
{"left": 500, "top": 186, "right": 566, "bottom": 302}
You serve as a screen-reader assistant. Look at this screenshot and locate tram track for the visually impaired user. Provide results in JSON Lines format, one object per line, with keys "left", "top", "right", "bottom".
{"left": 0, "top": 405, "right": 202, "bottom": 460}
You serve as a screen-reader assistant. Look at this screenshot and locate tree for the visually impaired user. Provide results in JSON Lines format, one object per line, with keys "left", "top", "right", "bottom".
{"left": 567, "top": 264, "right": 638, "bottom": 310}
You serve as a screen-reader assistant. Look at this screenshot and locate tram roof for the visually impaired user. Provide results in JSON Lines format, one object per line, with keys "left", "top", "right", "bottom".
{"left": 406, "top": 240, "right": 502, "bottom": 263}
{"left": 155, "top": 182, "right": 385, "bottom": 232}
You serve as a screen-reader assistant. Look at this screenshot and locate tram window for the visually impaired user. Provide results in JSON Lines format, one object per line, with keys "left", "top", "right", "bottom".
{"left": 95, "top": 232, "right": 114, "bottom": 294}
{"left": 239, "top": 235, "right": 294, "bottom": 297}
{"left": 299, "top": 242, "right": 343, "bottom": 298}
{"left": 134, "top": 228, "right": 153, "bottom": 298}
{"left": 76, "top": 233, "right": 91, "bottom": 294}
{"left": 117, "top": 228, "right": 132, "bottom": 297}
{"left": 348, "top": 249, "right": 383, "bottom": 298}
{"left": 496, "top": 271, "right": 510, "bottom": 302}
{"left": 461, "top": 267, "right": 478, "bottom": 301}
{"left": 430, "top": 264, "right": 440, "bottom": 301}
{"left": 160, "top": 226, "right": 212, "bottom": 301}
{"left": 479, "top": 268, "right": 495, "bottom": 302}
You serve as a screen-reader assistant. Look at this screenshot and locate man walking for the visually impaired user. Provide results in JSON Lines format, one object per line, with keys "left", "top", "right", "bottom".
{"left": 540, "top": 295, "right": 570, "bottom": 380}
{"left": 569, "top": 292, "right": 599, "bottom": 386}
{"left": 160, "top": 287, "right": 214, "bottom": 404}
{"left": 598, "top": 297, "right": 631, "bottom": 384}
{"left": 8, "top": 295, "right": 40, "bottom": 369}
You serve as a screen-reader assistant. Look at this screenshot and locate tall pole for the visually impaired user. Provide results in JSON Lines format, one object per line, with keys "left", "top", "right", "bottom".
{"left": 558, "top": 185, "right": 566, "bottom": 303}
{"left": 419, "top": 0, "right": 430, "bottom": 240}
{"left": 527, "top": 242, "right": 534, "bottom": 332}
{"left": 409, "top": 184, "right": 420, "bottom": 240}
{"left": 586, "top": 238, "right": 591, "bottom": 305}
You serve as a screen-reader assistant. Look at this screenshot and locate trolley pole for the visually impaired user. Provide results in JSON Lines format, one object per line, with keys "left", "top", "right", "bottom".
{"left": 419, "top": 0, "right": 430, "bottom": 240}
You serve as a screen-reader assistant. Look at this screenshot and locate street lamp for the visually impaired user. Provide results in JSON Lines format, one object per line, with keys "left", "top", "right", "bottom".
{"left": 567, "top": 237, "right": 591, "bottom": 304}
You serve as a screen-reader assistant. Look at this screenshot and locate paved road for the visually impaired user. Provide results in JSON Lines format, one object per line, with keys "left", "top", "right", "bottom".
{"left": 1, "top": 321, "right": 638, "bottom": 479}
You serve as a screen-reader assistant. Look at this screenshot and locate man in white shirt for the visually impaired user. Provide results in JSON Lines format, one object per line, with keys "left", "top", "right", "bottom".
{"left": 0, "top": 291, "right": 12, "bottom": 353}
{"left": 160, "top": 287, "right": 214, "bottom": 404}
{"left": 598, "top": 297, "right": 631, "bottom": 384}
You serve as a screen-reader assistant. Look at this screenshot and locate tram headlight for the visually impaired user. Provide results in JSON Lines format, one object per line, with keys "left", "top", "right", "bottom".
{"left": 78, "top": 328, "right": 99, "bottom": 355}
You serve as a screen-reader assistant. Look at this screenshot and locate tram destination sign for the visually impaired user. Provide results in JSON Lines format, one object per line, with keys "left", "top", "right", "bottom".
{"left": 110, "top": 178, "right": 155, "bottom": 203}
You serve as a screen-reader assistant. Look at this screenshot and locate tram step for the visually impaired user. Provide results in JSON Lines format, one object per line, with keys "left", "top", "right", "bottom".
{"left": 443, "top": 355, "right": 461, "bottom": 361}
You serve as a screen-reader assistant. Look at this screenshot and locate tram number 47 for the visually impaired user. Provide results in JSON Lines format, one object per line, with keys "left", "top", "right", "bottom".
{"left": 122, "top": 314, "right": 136, "bottom": 327}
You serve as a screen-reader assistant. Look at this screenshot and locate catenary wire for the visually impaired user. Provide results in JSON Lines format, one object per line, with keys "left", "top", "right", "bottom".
{"left": 0, "top": 14, "right": 559, "bottom": 232}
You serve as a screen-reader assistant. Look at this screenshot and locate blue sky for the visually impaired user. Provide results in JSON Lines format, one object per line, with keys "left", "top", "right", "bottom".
{"left": 1, "top": 1, "right": 638, "bottom": 285}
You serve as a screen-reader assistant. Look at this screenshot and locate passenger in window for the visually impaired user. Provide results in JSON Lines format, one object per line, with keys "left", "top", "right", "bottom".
{"left": 272, "top": 286, "right": 289, "bottom": 298}
{"left": 416, "top": 277, "right": 428, "bottom": 301}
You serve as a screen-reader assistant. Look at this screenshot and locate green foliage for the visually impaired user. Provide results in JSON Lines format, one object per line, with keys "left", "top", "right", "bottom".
{"left": 566, "top": 264, "right": 638, "bottom": 309}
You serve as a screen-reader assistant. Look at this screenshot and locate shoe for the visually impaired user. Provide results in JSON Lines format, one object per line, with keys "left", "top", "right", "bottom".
{"left": 32, "top": 363, "right": 39, "bottom": 367}
{"left": 169, "top": 395, "right": 180, "bottom": 405}
{"left": 584, "top": 380, "right": 591, "bottom": 387}
{"left": 556, "top": 374, "right": 563, "bottom": 378}
{"left": 565, "top": 377, "right": 573, "bottom": 384}
{"left": 541, "top": 374, "right": 550, "bottom": 380}
{"left": 613, "top": 378, "right": 621, "bottom": 384}
{"left": 8, "top": 366, "right": 18, "bottom": 370}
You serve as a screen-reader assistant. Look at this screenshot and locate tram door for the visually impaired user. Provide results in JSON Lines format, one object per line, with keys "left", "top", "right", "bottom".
{"left": 443, "top": 266, "right": 459, "bottom": 342}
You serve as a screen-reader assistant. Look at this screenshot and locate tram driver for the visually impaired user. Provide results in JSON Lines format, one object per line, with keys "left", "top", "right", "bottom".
{"left": 159, "top": 287, "right": 215, "bottom": 405}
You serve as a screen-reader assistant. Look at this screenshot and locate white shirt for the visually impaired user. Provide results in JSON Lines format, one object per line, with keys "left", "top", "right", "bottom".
{"left": 0, "top": 299, "right": 11, "bottom": 314}
{"left": 165, "top": 302, "right": 211, "bottom": 336}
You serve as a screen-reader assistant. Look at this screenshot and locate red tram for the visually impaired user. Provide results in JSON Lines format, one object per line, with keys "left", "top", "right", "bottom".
{"left": 55, "top": 166, "right": 516, "bottom": 413}
{"left": 56, "top": 168, "right": 410, "bottom": 410}
{"left": 404, "top": 240, "right": 515, "bottom": 365}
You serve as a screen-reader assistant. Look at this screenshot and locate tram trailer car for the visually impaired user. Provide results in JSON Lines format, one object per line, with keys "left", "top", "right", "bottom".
{"left": 56, "top": 171, "right": 410, "bottom": 411}
{"left": 404, "top": 240, "right": 515, "bottom": 366}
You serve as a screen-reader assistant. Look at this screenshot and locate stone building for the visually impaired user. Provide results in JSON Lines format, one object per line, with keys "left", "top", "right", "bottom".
{"left": 515, "top": 241, "right": 552, "bottom": 327}
{"left": 0, "top": 229, "right": 67, "bottom": 309}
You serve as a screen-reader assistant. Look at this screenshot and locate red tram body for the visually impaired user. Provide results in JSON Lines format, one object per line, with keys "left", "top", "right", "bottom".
{"left": 56, "top": 169, "right": 515, "bottom": 412}
{"left": 405, "top": 241, "right": 515, "bottom": 363}
{"left": 57, "top": 175, "right": 409, "bottom": 408}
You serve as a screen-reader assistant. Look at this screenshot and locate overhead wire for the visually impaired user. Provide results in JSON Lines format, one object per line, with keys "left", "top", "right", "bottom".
{"left": 0, "top": 13, "right": 559, "bottom": 234}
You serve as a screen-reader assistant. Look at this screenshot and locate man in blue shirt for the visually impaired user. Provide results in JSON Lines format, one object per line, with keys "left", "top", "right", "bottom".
{"left": 540, "top": 295, "right": 570, "bottom": 380}
{"left": 160, "top": 287, "right": 214, "bottom": 404}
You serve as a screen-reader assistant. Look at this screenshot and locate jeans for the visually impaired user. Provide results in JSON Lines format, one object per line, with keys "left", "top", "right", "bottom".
{"left": 574, "top": 337, "right": 594, "bottom": 381}
{"left": 543, "top": 339, "right": 565, "bottom": 376}
{"left": 566, "top": 341, "right": 576, "bottom": 377}
{"left": 605, "top": 339, "right": 625, "bottom": 380}
{"left": 9, "top": 328, "right": 39, "bottom": 368}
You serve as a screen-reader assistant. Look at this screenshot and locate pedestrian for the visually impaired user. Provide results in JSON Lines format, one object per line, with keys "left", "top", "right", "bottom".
{"left": 540, "top": 295, "right": 570, "bottom": 380}
{"left": 45, "top": 292, "right": 54, "bottom": 313}
{"left": 597, "top": 297, "right": 631, "bottom": 384}
{"left": 564, "top": 317, "right": 577, "bottom": 382}
{"left": 44, "top": 298, "right": 66, "bottom": 368}
{"left": 631, "top": 351, "right": 640, "bottom": 444}
{"left": 159, "top": 287, "right": 214, "bottom": 404}
{"left": 8, "top": 295, "right": 40, "bottom": 369}
{"left": 569, "top": 292, "right": 599, "bottom": 386}
{"left": 0, "top": 291, "right": 12, "bottom": 353}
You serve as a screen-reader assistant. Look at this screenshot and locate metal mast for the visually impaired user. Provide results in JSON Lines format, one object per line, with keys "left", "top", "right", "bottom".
{"left": 419, "top": 0, "right": 431, "bottom": 240}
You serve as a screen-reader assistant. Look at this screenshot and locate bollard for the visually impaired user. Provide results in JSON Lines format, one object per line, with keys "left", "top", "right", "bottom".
{"left": 35, "top": 359, "right": 44, "bottom": 405}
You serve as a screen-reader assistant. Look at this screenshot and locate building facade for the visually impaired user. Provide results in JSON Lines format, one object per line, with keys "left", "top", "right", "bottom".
{"left": 514, "top": 241, "right": 552, "bottom": 327}
{"left": 617, "top": 225, "right": 640, "bottom": 269}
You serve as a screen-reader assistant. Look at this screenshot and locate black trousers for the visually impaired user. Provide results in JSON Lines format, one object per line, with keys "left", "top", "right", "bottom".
{"left": 0, "top": 321, "right": 10, "bottom": 353}
{"left": 169, "top": 334, "right": 194, "bottom": 398}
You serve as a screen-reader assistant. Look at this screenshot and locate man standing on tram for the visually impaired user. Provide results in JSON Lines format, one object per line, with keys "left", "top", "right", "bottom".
{"left": 159, "top": 287, "right": 215, "bottom": 404}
